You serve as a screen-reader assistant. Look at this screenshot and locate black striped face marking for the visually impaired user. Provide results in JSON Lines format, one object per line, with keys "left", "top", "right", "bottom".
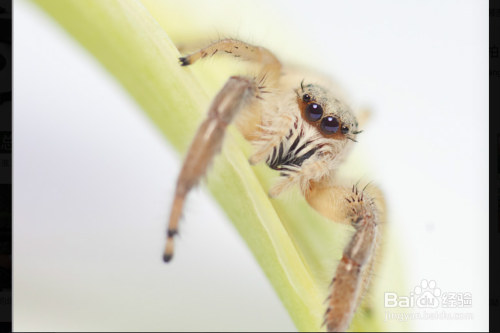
{"left": 265, "top": 135, "right": 320, "bottom": 171}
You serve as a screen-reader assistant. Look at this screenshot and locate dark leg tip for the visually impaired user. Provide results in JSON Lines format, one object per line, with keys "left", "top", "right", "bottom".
{"left": 163, "top": 253, "right": 173, "bottom": 263}
{"left": 179, "top": 57, "right": 190, "bottom": 66}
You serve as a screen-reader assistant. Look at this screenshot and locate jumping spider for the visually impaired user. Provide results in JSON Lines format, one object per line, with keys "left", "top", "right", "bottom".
{"left": 163, "top": 38, "right": 386, "bottom": 332}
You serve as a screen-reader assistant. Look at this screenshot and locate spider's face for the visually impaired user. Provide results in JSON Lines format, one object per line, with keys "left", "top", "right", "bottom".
{"left": 259, "top": 83, "right": 359, "bottom": 178}
{"left": 296, "top": 84, "right": 359, "bottom": 142}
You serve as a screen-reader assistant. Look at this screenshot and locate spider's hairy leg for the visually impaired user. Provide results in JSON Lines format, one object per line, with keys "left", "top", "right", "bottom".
{"left": 179, "top": 38, "right": 282, "bottom": 84}
{"left": 306, "top": 183, "right": 386, "bottom": 332}
{"left": 163, "top": 76, "right": 261, "bottom": 263}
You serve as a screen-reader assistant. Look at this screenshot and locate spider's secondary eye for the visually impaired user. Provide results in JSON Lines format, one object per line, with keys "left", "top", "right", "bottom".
{"left": 302, "top": 94, "right": 311, "bottom": 102}
{"left": 341, "top": 126, "right": 349, "bottom": 134}
{"left": 321, "top": 116, "right": 340, "bottom": 134}
{"left": 305, "top": 103, "right": 323, "bottom": 122}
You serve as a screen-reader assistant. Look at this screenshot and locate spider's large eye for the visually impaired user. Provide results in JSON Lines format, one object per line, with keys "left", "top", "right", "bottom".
{"left": 305, "top": 103, "right": 323, "bottom": 122}
{"left": 341, "top": 125, "right": 349, "bottom": 134}
{"left": 320, "top": 116, "right": 340, "bottom": 134}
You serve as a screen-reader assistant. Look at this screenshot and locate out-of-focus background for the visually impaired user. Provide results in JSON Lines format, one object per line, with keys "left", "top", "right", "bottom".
{"left": 14, "top": 0, "right": 488, "bottom": 331}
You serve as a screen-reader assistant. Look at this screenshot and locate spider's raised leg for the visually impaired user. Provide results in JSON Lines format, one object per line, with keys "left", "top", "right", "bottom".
{"left": 179, "top": 38, "right": 282, "bottom": 84}
{"left": 163, "top": 76, "right": 262, "bottom": 262}
{"left": 306, "top": 182, "right": 386, "bottom": 332}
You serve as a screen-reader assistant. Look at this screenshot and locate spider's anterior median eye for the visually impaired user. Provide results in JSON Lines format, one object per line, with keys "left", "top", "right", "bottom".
{"left": 320, "top": 116, "right": 340, "bottom": 134}
{"left": 302, "top": 94, "right": 311, "bottom": 102}
{"left": 341, "top": 126, "right": 349, "bottom": 134}
{"left": 305, "top": 103, "right": 323, "bottom": 122}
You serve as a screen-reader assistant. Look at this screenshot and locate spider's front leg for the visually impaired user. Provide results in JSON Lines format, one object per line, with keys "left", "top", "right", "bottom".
{"left": 163, "top": 75, "right": 263, "bottom": 262}
{"left": 179, "top": 38, "right": 281, "bottom": 84}
{"left": 306, "top": 183, "right": 386, "bottom": 332}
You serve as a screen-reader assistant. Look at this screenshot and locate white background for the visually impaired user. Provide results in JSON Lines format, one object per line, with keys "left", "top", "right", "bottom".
{"left": 14, "top": 0, "right": 488, "bottom": 331}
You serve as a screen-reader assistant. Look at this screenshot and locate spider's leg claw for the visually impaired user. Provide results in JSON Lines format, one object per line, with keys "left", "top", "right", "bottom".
{"left": 179, "top": 57, "right": 190, "bottom": 66}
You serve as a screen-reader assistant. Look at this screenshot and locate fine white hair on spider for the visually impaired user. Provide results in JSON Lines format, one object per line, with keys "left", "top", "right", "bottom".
{"left": 164, "top": 38, "right": 386, "bottom": 332}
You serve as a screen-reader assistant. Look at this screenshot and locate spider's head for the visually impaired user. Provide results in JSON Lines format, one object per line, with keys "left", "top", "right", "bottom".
{"left": 295, "top": 83, "right": 360, "bottom": 142}
{"left": 253, "top": 81, "right": 362, "bottom": 191}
